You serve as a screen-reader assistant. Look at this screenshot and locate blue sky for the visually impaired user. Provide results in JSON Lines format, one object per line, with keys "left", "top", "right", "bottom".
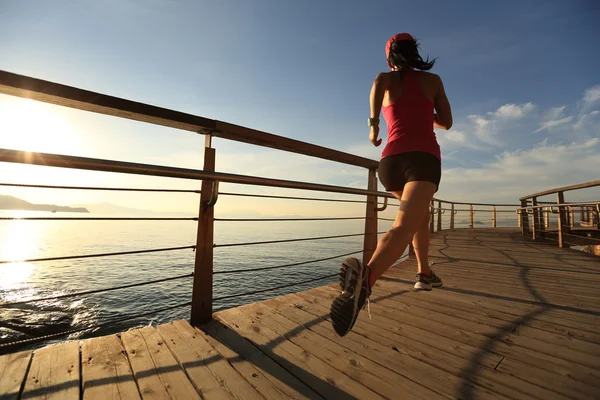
{"left": 0, "top": 0, "right": 599, "bottom": 215}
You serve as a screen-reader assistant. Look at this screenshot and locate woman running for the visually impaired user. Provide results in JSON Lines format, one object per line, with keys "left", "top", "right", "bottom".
{"left": 330, "top": 33, "right": 453, "bottom": 337}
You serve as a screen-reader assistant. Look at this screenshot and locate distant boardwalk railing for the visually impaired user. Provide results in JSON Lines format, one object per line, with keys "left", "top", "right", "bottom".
{"left": 0, "top": 70, "right": 593, "bottom": 354}
{"left": 517, "top": 180, "right": 600, "bottom": 249}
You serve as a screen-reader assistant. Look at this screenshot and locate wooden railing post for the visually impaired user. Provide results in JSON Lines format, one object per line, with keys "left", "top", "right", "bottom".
{"left": 362, "top": 168, "right": 378, "bottom": 266}
{"left": 429, "top": 200, "right": 435, "bottom": 233}
{"left": 492, "top": 205, "right": 497, "bottom": 228}
{"left": 437, "top": 201, "right": 442, "bottom": 231}
{"left": 450, "top": 203, "right": 455, "bottom": 230}
{"left": 191, "top": 135, "right": 216, "bottom": 325}
{"left": 469, "top": 204, "right": 474, "bottom": 228}
{"left": 544, "top": 207, "right": 550, "bottom": 229}
{"left": 531, "top": 197, "right": 539, "bottom": 240}
{"left": 569, "top": 206, "right": 574, "bottom": 228}
{"left": 520, "top": 199, "right": 529, "bottom": 235}
{"left": 557, "top": 191, "right": 568, "bottom": 248}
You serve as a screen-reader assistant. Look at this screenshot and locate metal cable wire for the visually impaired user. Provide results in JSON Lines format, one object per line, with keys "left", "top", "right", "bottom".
{"left": 0, "top": 273, "right": 193, "bottom": 308}
{"left": 0, "top": 182, "right": 200, "bottom": 193}
{"left": 0, "top": 217, "right": 197, "bottom": 221}
{"left": 0, "top": 301, "right": 192, "bottom": 348}
{"left": 213, "top": 273, "right": 337, "bottom": 301}
{"left": 378, "top": 217, "right": 395, "bottom": 222}
{"left": 0, "top": 183, "right": 392, "bottom": 205}
{"left": 215, "top": 216, "right": 365, "bottom": 222}
{"left": 214, "top": 232, "right": 384, "bottom": 248}
{"left": 220, "top": 191, "right": 370, "bottom": 204}
{"left": 214, "top": 250, "right": 364, "bottom": 275}
{"left": 0, "top": 245, "right": 196, "bottom": 264}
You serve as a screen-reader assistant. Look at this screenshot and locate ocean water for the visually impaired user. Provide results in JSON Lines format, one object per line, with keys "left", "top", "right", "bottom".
{"left": 0, "top": 210, "right": 377, "bottom": 353}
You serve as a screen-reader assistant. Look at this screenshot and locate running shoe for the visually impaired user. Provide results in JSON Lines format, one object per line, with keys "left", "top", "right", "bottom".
{"left": 330, "top": 257, "right": 371, "bottom": 336}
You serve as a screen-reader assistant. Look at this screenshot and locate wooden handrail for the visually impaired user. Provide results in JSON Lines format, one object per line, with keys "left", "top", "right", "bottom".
{"left": 519, "top": 180, "right": 600, "bottom": 201}
{"left": 0, "top": 70, "right": 378, "bottom": 169}
{"left": 432, "top": 199, "right": 519, "bottom": 207}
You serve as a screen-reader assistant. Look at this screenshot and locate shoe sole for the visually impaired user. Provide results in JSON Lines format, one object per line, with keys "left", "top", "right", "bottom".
{"left": 331, "top": 257, "right": 365, "bottom": 336}
{"left": 414, "top": 281, "right": 432, "bottom": 291}
{"left": 338, "top": 257, "right": 361, "bottom": 292}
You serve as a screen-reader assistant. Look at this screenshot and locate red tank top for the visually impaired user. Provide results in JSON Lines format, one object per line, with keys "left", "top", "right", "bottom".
{"left": 381, "top": 70, "right": 441, "bottom": 160}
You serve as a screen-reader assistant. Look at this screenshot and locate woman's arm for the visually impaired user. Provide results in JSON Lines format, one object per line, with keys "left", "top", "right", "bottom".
{"left": 369, "top": 73, "right": 388, "bottom": 146}
{"left": 370, "top": 72, "right": 387, "bottom": 121}
{"left": 433, "top": 75, "right": 453, "bottom": 130}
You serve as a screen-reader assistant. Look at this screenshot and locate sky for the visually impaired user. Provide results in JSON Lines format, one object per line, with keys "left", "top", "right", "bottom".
{"left": 0, "top": 0, "right": 599, "bottom": 217}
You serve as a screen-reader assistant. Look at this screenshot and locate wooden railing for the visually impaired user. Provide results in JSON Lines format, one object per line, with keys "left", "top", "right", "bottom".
{"left": 0, "top": 70, "right": 392, "bottom": 328}
{"left": 517, "top": 181, "right": 600, "bottom": 248}
{"left": 426, "top": 200, "right": 519, "bottom": 233}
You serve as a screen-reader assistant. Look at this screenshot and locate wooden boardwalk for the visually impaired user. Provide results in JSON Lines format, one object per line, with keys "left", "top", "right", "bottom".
{"left": 1, "top": 228, "right": 599, "bottom": 399}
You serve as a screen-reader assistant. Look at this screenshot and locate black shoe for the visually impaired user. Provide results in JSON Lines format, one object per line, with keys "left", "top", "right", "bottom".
{"left": 330, "top": 257, "right": 371, "bottom": 337}
{"left": 414, "top": 270, "right": 443, "bottom": 291}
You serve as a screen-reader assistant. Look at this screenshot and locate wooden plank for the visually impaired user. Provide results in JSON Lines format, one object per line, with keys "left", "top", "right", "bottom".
{"left": 156, "top": 320, "right": 261, "bottom": 399}
{"left": 0, "top": 350, "right": 32, "bottom": 400}
{"left": 372, "top": 281, "right": 600, "bottom": 357}
{"left": 0, "top": 71, "right": 379, "bottom": 169}
{"left": 375, "top": 279, "right": 600, "bottom": 344}
{"left": 21, "top": 341, "right": 79, "bottom": 400}
{"left": 202, "top": 320, "right": 323, "bottom": 400}
{"left": 261, "top": 295, "right": 562, "bottom": 400}
{"left": 497, "top": 357, "right": 600, "bottom": 400}
{"left": 240, "top": 302, "right": 449, "bottom": 400}
{"left": 81, "top": 335, "right": 140, "bottom": 400}
{"left": 121, "top": 326, "right": 200, "bottom": 400}
{"left": 188, "top": 321, "right": 303, "bottom": 400}
{"left": 311, "top": 285, "right": 600, "bottom": 387}
{"left": 289, "top": 291, "right": 504, "bottom": 370}
{"left": 216, "top": 307, "right": 385, "bottom": 400}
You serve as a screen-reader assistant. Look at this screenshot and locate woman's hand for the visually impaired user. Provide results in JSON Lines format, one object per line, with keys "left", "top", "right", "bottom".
{"left": 370, "top": 126, "right": 382, "bottom": 147}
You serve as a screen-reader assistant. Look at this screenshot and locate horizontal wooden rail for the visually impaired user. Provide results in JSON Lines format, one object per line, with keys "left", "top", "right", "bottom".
{"left": 519, "top": 180, "right": 600, "bottom": 201}
{"left": 0, "top": 70, "right": 378, "bottom": 169}
{"left": 0, "top": 148, "right": 394, "bottom": 199}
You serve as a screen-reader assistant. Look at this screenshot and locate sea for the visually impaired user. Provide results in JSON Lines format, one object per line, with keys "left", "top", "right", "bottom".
{"left": 0, "top": 209, "right": 519, "bottom": 354}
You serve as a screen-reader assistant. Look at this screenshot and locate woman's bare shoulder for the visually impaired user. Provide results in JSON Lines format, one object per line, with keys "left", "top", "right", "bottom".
{"left": 417, "top": 71, "right": 442, "bottom": 82}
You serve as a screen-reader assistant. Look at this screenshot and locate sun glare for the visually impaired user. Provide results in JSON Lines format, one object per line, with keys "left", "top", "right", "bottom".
{"left": 0, "top": 220, "right": 38, "bottom": 290}
{"left": 0, "top": 98, "right": 81, "bottom": 155}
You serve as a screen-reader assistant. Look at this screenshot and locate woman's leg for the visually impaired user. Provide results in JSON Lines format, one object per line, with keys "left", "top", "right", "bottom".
{"left": 330, "top": 180, "right": 436, "bottom": 336}
{"left": 368, "top": 181, "right": 437, "bottom": 283}
{"left": 412, "top": 213, "right": 432, "bottom": 275}
{"left": 390, "top": 198, "right": 431, "bottom": 274}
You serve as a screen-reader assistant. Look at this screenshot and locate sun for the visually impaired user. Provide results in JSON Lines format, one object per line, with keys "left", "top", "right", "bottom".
{"left": 0, "top": 96, "right": 81, "bottom": 155}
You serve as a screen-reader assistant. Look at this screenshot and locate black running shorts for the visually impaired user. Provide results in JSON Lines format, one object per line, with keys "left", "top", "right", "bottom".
{"left": 377, "top": 151, "right": 441, "bottom": 192}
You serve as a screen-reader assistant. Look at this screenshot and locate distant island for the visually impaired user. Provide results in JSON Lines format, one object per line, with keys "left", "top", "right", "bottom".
{"left": 0, "top": 195, "right": 89, "bottom": 213}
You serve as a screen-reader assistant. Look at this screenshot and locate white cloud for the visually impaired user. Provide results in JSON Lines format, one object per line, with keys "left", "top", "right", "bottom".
{"left": 494, "top": 102, "right": 535, "bottom": 119}
{"left": 437, "top": 137, "right": 600, "bottom": 203}
{"left": 583, "top": 85, "right": 600, "bottom": 107}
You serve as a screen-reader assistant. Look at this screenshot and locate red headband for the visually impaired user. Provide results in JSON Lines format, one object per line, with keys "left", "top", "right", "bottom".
{"left": 385, "top": 33, "right": 415, "bottom": 58}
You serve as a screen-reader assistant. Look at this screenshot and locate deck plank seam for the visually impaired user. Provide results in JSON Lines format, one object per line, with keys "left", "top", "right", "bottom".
{"left": 117, "top": 333, "right": 144, "bottom": 400}
{"left": 78, "top": 342, "right": 82, "bottom": 400}
{"left": 16, "top": 351, "right": 34, "bottom": 400}
{"left": 493, "top": 356, "right": 505, "bottom": 371}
